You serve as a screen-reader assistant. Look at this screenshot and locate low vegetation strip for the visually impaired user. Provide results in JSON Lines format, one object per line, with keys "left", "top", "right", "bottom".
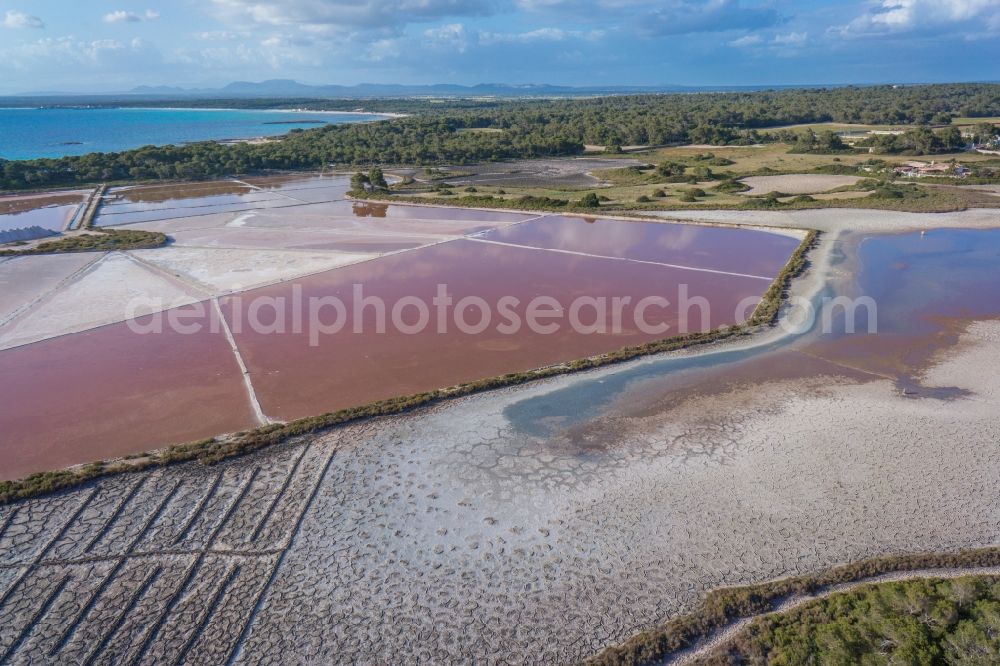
{"left": 584, "top": 548, "right": 1000, "bottom": 666}
{"left": 0, "top": 228, "right": 167, "bottom": 256}
{"left": 0, "top": 229, "right": 817, "bottom": 504}
{"left": 696, "top": 574, "right": 1000, "bottom": 665}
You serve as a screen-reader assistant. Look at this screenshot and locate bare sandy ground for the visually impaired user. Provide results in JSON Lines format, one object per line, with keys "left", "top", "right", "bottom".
{"left": 802, "top": 190, "right": 871, "bottom": 201}
{"left": 960, "top": 184, "right": 1000, "bottom": 197}
{"left": 403, "top": 157, "right": 642, "bottom": 188}
{"left": 0, "top": 253, "right": 203, "bottom": 350}
{"left": 130, "top": 246, "right": 380, "bottom": 294}
{"left": 740, "top": 174, "right": 863, "bottom": 195}
{"left": 0, "top": 254, "right": 100, "bottom": 324}
{"left": 645, "top": 206, "right": 1000, "bottom": 234}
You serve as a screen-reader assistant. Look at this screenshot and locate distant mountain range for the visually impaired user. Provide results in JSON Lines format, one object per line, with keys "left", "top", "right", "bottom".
{"left": 13, "top": 79, "right": 821, "bottom": 99}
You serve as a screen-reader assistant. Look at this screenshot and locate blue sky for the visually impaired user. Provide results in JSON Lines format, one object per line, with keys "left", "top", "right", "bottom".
{"left": 1, "top": 1, "right": 999, "bottom": 93}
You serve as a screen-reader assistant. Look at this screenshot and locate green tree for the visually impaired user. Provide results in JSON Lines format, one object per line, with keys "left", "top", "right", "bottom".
{"left": 656, "top": 161, "right": 687, "bottom": 179}
{"left": 579, "top": 192, "right": 600, "bottom": 208}
{"left": 368, "top": 167, "right": 389, "bottom": 190}
{"left": 350, "top": 172, "right": 370, "bottom": 192}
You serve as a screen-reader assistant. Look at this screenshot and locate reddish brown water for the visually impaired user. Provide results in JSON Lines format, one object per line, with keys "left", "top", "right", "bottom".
{"left": 241, "top": 174, "right": 348, "bottom": 191}
{"left": 110, "top": 181, "right": 255, "bottom": 203}
{"left": 0, "top": 304, "right": 257, "bottom": 480}
{"left": 222, "top": 238, "right": 773, "bottom": 421}
{"left": 0, "top": 193, "right": 86, "bottom": 215}
{"left": 479, "top": 215, "right": 803, "bottom": 277}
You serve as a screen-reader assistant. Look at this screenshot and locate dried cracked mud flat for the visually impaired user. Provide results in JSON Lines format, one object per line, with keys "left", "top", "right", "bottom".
{"left": 1, "top": 319, "right": 999, "bottom": 664}
{"left": 3, "top": 194, "right": 1000, "bottom": 663}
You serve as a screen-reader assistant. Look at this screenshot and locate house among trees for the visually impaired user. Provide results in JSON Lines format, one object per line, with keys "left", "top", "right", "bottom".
{"left": 893, "top": 161, "right": 970, "bottom": 178}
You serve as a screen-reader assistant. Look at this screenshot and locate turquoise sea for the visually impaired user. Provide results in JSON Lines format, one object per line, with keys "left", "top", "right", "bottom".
{"left": 0, "top": 107, "right": 387, "bottom": 160}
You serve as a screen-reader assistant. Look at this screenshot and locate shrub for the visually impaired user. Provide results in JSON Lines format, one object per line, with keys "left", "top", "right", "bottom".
{"left": 715, "top": 179, "right": 751, "bottom": 194}
{"left": 580, "top": 192, "right": 601, "bottom": 208}
{"left": 636, "top": 195, "right": 652, "bottom": 203}
{"left": 0, "top": 229, "right": 167, "bottom": 256}
{"left": 368, "top": 166, "right": 389, "bottom": 190}
{"left": 656, "top": 161, "right": 688, "bottom": 179}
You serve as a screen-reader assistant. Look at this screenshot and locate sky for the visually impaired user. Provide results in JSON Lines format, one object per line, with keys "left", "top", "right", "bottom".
{"left": 1, "top": 0, "right": 999, "bottom": 94}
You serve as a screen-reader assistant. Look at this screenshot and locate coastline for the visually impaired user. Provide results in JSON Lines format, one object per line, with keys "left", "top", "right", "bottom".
{"left": 0, "top": 107, "right": 401, "bottom": 162}
{"left": 0, "top": 105, "right": 404, "bottom": 118}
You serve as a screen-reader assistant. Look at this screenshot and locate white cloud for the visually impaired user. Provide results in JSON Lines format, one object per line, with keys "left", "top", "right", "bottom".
{"left": 3, "top": 10, "right": 45, "bottom": 29}
{"left": 104, "top": 9, "right": 160, "bottom": 24}
{"left": 366, "top": 37, "right": 403, "bottom": 61}
{"left": 171, "top": 33, "right": 326, "bottom": 71}
{"left": 729, "top": 34, "right": 762, "bottom": 47}
{"left": 104, "top": 11, "right": 141, "bottom": 24}
{"left": 838, "top": 0, "right": 1000, "bottom": 37}
{"left": 194, "top": 30, "right": 243, "bottom": 41}
{"left": 423, "top": 23, "right": 468, "bottom": 52}
{"left": 479, "top": 27, "right": 604, "bottom": 44}
{"left": 209, "top": 0, "right": 498, "bottom": 31}
{"left": 772, "top": 31, "right": 807, "bottom": 46}
{"left": 0, "top": 37, "right": 153, "bottom": 70}
{"left": 516, "top": 0, "right": 780, "bottom": 36}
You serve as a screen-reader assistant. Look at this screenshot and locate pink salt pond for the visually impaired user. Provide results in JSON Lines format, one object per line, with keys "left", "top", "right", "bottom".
{"left": 221, "top": 237, "right": 778, "bottom": 421}
{"left": 0, "top": 185, "right": 801, "bottom": 478}
{"left": 0, "top": 304, "right": 256, "bottom": 481}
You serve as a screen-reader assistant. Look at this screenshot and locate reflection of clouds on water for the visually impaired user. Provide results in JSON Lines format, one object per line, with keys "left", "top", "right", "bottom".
{"left": 0, "top": 205, "right": 80, "bottom": 232}
{"left": 486, "top": 214, "right": 801, "bottom": 277}
{"left": 492, "top": 215, "right": 708, "bottom": 259}
{"left": 654, "top": 223, "right": 699, "bottom": 252}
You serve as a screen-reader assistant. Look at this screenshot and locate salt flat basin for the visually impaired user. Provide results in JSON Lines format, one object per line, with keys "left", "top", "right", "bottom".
{"left": 222, "top": 237, "right": 777, "bottom": 422}
{"left": 0, "top": 304, "right": 257, "bottom": 481}
{"left": 0, "top": 183, "right": 800, "bottom": 477}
